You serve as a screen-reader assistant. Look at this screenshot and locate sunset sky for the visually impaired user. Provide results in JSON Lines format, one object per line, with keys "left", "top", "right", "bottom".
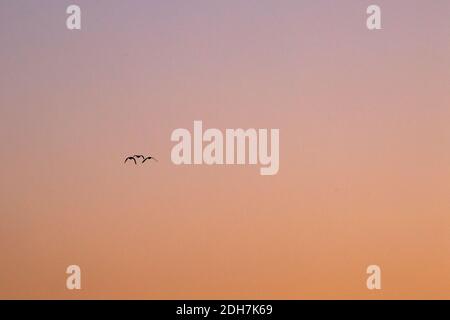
{"left": 0, "top": 0, "right": 449, "bottom": 299}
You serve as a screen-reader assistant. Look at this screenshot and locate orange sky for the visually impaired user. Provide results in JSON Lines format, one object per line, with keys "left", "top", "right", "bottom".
{"left": 0, "top": 0, "right": 449, "bottom": 299}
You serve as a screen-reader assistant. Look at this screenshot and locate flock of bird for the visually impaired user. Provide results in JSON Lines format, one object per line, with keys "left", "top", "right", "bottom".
{"left": 124, "top": 154, "right": 158, "bottom": 165}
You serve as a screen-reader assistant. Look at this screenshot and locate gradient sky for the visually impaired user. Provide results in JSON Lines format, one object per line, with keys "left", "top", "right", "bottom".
{"left": 0, "top": 0, "right": 449, "bottom": 299}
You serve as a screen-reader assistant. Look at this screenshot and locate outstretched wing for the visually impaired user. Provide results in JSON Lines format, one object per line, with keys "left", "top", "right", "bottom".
{"left": 125, "top": 157, "right": 137, "bottom": 164}
{"left": 142, "top": 157, "right": 157, "bottom": 163}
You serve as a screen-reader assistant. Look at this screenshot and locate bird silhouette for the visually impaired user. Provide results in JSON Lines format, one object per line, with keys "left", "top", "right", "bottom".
{"left": 124, "top": 156, "right": 137, "bottom": 164}
{"left": 142, "top": 156, "right": 158, "bottom": 163}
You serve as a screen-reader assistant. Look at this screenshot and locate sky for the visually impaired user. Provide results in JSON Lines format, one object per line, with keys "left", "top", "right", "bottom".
{"left": 0, "top": 0, "right": 449, "bottom": 299}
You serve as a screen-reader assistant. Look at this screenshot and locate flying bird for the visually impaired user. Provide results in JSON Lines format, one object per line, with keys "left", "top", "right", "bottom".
{"left": 124, "top": 156, "right": 137, "bottom": 164}
{"left": 142, "top": 156, "right": 158, "bottom": 163}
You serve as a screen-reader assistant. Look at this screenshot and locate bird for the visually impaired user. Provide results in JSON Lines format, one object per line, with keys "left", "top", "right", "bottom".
{"left": 124, "top": 156, "right": 137, "bottom": 164}
{"left": 142, "top": 156, "right": 158, "bottom": 163}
